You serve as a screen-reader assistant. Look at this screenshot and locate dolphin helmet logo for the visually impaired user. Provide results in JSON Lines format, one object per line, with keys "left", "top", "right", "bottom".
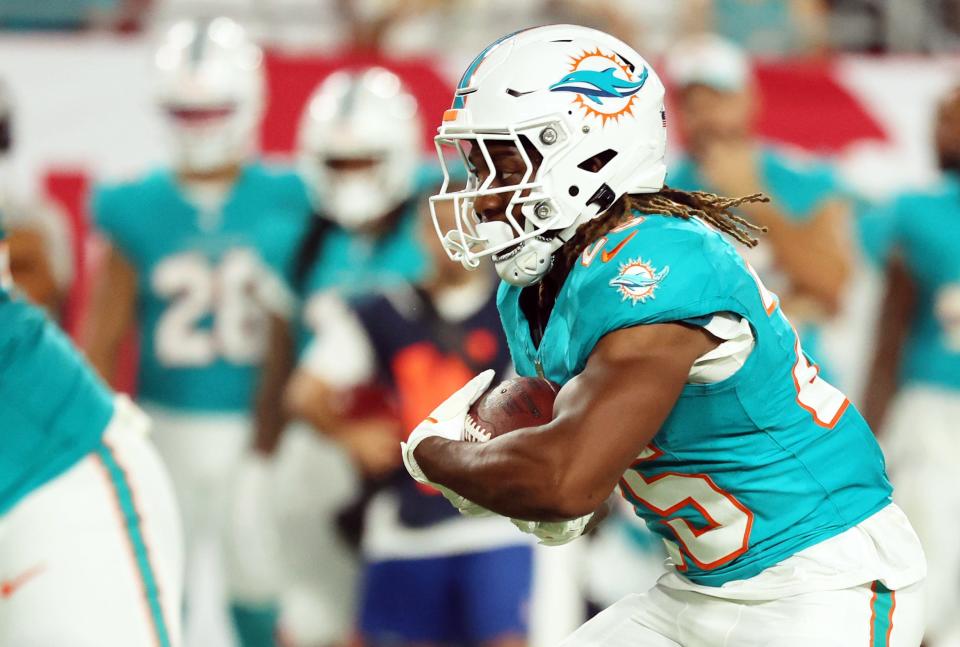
{"left": 609, "top": 259, "right": 669, "bottom": 304}
{"left": 549, "top": 66, "right": 649, "bottom": 106}
{"left": 550, "top": 48, "right": 649, "bottom": 125}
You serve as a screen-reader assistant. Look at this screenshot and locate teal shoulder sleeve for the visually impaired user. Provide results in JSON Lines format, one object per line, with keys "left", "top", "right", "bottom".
{"left": 566, "top": 215, "right": 742, "bottom": 366}
{"left": 90, "top": 179, "right": 143, "bottom": 262}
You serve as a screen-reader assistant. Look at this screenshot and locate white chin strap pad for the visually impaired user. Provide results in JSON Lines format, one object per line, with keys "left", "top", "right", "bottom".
{"left": 474, "top": 220, "right": 555, "bottom": 287}
{"left": 497, "top": 238, "right": 555, "bottom": 287}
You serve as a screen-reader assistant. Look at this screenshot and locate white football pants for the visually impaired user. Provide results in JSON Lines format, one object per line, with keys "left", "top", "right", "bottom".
{"left": 561, "top": 578, "right": 923, "bottom": 647}
{"left": 882, "top": 385, "right": 960, "bottom": 647}
{"left": 0, "top": 396, "right": 183, "bottom": 647}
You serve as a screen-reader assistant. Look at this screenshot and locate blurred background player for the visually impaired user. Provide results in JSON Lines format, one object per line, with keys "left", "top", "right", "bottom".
{"left": 82, "top": 17, "right": 311, "bottom": 647}
{"left": 665, "top": 34, "right": 853, "bottom": 378}
{"left": 864, "top": 85, "right": 960, "bottom": 647}
{"left": 0, "top": 77, "right": 74, "bottom": 318}
{"left": 0, "top": 191, "right": 182, "bottom": 645}
{"left": 251, "top": 67, "right": 429, "bottom": 647}
{"left": 284, "top": 197, "right": 532, "bottom": 647}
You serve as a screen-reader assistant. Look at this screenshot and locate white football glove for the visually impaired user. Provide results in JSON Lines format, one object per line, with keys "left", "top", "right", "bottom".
{"left": 400, "top": 369, "right": 496, "bottom": 517}
{"left": 511, "top": 514, "right": 594, "bottom": 546}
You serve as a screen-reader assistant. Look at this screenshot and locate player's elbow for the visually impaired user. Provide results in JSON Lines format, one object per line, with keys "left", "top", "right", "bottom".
{"left": 530, "top": 465, "right": 609, "bottom": 520}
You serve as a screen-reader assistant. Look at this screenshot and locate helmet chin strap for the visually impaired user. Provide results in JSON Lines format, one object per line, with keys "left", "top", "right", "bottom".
{"left": 485, "top": 204, "right": 601, "bottom": 287}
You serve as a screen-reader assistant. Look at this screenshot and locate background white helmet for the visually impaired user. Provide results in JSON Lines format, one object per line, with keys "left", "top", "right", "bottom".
{"left": 154, "top": 17, "right": 265, "bottom": 173}
{"left": 297, "top": 67, "right": 422, "bottom": 230}
{"left": 431, "top": 24, "right": 667, "bottom": 286}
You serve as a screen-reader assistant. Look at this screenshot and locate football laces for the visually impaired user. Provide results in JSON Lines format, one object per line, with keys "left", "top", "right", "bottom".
{"left": 463, "top": 414, "right": 492, "bottom": 443}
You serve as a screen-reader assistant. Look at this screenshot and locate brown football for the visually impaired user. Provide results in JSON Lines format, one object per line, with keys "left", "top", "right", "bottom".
{"left": 465, "top": 376, "right": 559, "bottom": 442}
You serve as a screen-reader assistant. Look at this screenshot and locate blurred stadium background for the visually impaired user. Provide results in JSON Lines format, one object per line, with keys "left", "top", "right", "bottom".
{"left": 1, "top": 1, "right": 958, "bottom": 647}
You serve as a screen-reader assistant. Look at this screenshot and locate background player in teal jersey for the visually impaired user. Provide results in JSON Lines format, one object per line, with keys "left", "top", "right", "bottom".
{"left": 863, "top": 86, "right": 960, "bottom": 647}
{"left": 0, "top": 217, "right": 182, "bottom": 643}
{"left": 401, "top": 25, "right": 926, "bottom": 646}
{"left": 664, "top": 34, "right": 853, "bottom": 380}
{"left": 82, "top": 18, "right": 311, "bottom": 647}
{"left": 249, "top": 67, "right": 429, "bottom": 646}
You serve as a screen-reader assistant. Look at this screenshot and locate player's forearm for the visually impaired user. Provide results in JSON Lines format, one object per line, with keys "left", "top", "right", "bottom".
{"left": 416, "top": 430, "right": 602, "bottom": 521}
{"left": 81, "top": 307, "right": 129, "bottom": 385}
{"left": 862, "top": 322, "right": 905, "bottom": 431}
{"left": 861, "top": 353, "right": 900, "bottom": 432}
{"left": 862, "top": 259, "right": 914, "bottom": 431}
{"left": 253, "top": 316, "right": 295, "bottom": 455}
{"left": 81, "top": 246, "right": 137, "bottom": 385}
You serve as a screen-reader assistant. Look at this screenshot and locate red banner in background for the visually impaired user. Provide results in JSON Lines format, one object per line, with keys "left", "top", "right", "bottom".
{"left": 752, "top": 60, "right": 888, "bottom": 153}
{"left": 260, "top": 50, "right": 455, "bottom": 155}
{"left": 261, "top": 53, "right": 889, "bottom": 157}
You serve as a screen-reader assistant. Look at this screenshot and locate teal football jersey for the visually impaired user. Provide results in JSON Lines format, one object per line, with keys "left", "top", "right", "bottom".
{"left": 887, "top": 175, "right": 960, "bottom": 390}
{"left": 289, "top": 167, "right": 433, "bottom": 353}
{"left": 294, "top": 204, "right": 427, "bottom": 352}
{"left": 0, "top": 276, "right": 115, "bottom": 514}
{"left": 498, "top": 213, "right": 892, "bottom": 586}
{"left": 669, "top": 147, "right": 839, "bottom": 375}
{"left": 93, "top": 162, "right": 312, "bottom": 412}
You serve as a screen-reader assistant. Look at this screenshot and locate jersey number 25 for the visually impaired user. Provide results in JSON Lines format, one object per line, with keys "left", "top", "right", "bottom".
{"left": 618, "top": 264, "right": 850, "bottom": 572}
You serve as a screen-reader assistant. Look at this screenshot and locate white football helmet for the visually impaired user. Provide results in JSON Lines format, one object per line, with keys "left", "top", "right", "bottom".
{"left": 154, "top": 17, "right": 265, "bottom": 173}
{"left": 297, "top": 67, "right": 422, "bottom": 230}
{"left": 431, "top": 25, "right": 667, "bottom": 286}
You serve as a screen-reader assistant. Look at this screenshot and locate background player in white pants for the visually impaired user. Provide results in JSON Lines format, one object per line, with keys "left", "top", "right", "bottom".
{"left": 0, "top": 227, "right": 182, "bottom": 645}
{"left": 285, "top": 199, "right": 533, "bottom": 647}
{"left": 82, "top": 17, "right": 311, "bottom": 647}
{"left": 250, "top": 68, "right": 429, "bottom": 646}
{"left": 864, "top": 85, "right": 960, "bottom": 647}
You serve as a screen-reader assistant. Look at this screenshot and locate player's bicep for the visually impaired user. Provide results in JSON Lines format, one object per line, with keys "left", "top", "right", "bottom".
{"left": 547, "top": 322, "right": 717, "bottom": 508}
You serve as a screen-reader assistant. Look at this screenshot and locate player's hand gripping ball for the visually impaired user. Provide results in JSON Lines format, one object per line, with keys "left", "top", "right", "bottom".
{"left": 464, "top": 376, "right": 559, "bottom": 443}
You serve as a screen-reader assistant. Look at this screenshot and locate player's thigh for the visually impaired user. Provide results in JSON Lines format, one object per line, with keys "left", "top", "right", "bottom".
{"left": 458, "top": 545, "right": 533, "bottom": 645}
{"left": 272, "top": 424, "right": 359, "bottom": 564}
{"left": 0, "top": 422, "right": 182, "bottom": 646}
{"left": 144, "top": 405, "right": 251, "bottom": 537}
{"left": 720, "top": 581, "right": 923, "bottom": 647}
{"left": 558, "top": 592, "right": 682, "bottom": 647}
{"left": 882, "top": 387, "right": 960, "bottom": 634}
{"left": 359, "top": 555, "right": 459, "bottom": 645}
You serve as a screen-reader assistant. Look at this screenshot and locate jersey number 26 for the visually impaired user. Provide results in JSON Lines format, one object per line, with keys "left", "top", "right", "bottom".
{"left": 151, "top": 249, "right": 267, "bottom": 367}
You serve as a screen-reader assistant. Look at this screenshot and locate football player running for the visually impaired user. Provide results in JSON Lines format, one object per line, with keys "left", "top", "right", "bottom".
{"left": 402, "top": 25, "right": 927, "bottom": 646}
{"left": 863, "top": 85, "right": 960, "bottom": 647}
{"left": 83, "top": 17, "right": 311, "bottom": 647}
{"left": 0, "top": 205, "right": 182, "bottom": 645}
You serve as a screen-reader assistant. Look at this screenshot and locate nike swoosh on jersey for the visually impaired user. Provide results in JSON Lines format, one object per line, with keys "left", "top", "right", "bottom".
{"left": 0, "top": 563, "right": 45, "bottom": 598}
{"left": 601, "top": 231, "right": 638, "bottom": 264}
